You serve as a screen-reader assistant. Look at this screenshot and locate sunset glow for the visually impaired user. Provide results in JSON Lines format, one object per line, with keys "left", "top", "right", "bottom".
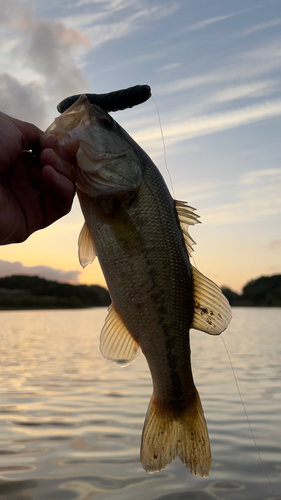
{"left": 0, "top": 0, "right": 280, "bottom": 293}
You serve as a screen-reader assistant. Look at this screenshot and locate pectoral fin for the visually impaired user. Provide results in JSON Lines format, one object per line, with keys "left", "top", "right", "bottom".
{"left": 100, "top": 304, "right": 140, "bottom": 366}
{"left": 78, "top": 222, "right": 96, "bottom": 268}
{"left": 191, "top": 266, "right": 232, "bottom": 335}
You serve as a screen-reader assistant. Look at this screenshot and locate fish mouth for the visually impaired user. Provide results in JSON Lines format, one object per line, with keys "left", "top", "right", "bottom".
{"left": 49, "top": 129, "right": 78, "bottom": 154}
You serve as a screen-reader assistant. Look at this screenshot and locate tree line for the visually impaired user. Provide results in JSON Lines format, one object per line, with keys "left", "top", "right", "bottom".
{"left": 222, "top": 274, "right": 281, "bottom": 307}
{"left": 0, "top": 273, "right": 280, "bottom": 309}
{"left": 0, "top": 275, "right": 111, "bottom": 309}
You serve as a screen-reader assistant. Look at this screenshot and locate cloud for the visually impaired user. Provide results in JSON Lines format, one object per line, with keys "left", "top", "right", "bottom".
{"left": 0, "top": 0, "right": 90, "bottom": 126}
{"left": 74, "top": 0, "right": 135, "bottom": 10}
{"left": 156, "top": 62, "right": 182, "bottom": 73}
{"left": 0, "top": 0, "right": 181, "bottom": 126}
{"left": 240, "top": 18, "right": 281, "bottom": 36}
{"left": 25, "top": 20, "right": 89, "bottom": 98}
{"left": 267, "top": 240, "right": 281, "bottom": 250}
{"left": 180, "top": 3, "right": 280, "bottom": 34}
{"left": 0, "top": 73, "right": 47, "bottom": 125}
{"left": 200, "top": 168, "right": 281, "bottom": 225}
{"left": 135, "top": 35, "right": 281, "bottom": 152}
{"left": 240, "top": 168, "right": 281, "bottom": 185}
{"left": 154, "top": 36, "right": 281, "bottom": 100}
{"left": 181, "top": 3, "right": 274, "bottom": 33}
{"left": 155, "top": 65, "right": 280, "bottom": 99}
{"left": 174, "top": 179, "right": 233, "bottom": 205}
{"left": 132, "top": 98, "right": 281, "bottom": 149}
{"left": 63, "top": 1, "right": 180, "bottom": 50}
{"left": 207, "top": 80, "right": 279, "bottom": 104}
{"left": 0, "top": 260, "right": 82, "bottom": 284}
{"left": 0, "top": 0, "right": 20, "bottom": 25}
{"left": 185, "top": 13, "right": 242, "bottom": 31}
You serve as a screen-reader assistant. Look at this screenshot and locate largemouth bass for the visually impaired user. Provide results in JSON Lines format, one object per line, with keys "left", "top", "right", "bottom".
{"left": 43, "top": 96, "right": 232, "bottom": 476}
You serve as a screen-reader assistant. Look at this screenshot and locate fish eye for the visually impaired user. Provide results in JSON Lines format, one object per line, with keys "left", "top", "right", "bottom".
{"left": 100, "top": 117, "right": 114, "bottom": 128}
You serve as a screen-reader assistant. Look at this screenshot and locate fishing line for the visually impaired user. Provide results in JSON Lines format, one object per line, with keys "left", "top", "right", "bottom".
{"left": 152, "top": 92, "right": 276, "bottom": 496}
{"left": 153, "top": 92, "right": 274, "bottom": 495}
{"left": 221, "top": 333, "right": 276, "bottom": 496}
{"left": 190, "top": 253, "right": 198, "bottom": 270}
{"left": 152, "top": 96, "right": 200, "bottom": 271}
{"left": 152, "top": 96, "right": 175, "bottom": 198}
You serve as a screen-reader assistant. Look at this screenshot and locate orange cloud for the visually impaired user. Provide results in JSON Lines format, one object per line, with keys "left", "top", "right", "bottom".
{"left": 0, "top": 260, "right": 81, "bottom": 284}
{"left": 57, "top": 25, "right": 90, "bottom": 47}
{"left": 268, "top": 240, "right": 281, "bottom": 250}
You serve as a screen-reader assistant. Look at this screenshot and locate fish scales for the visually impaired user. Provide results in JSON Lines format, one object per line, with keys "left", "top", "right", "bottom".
{"left": 80, "top": 160, "right": 195, "bottom": 407}
{"left": 43, "top": 95, "right": 232, "bottom": 476}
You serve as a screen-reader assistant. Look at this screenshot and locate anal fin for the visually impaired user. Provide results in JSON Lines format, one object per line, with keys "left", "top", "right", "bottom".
{"left": 100, "top": 304, "right": 140, "bottom": 366}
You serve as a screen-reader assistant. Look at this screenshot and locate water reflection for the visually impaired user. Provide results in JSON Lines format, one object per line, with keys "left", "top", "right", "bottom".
{"left": 0, "top": 480, "right": 38, "bottom": 498}
{"left": 0, "top": 308, "right": 280, "bottom": 499}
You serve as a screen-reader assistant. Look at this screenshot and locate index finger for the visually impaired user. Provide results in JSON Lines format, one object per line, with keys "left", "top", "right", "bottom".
{"left": 41, "top": 134, "right": 73, "bottom": 164}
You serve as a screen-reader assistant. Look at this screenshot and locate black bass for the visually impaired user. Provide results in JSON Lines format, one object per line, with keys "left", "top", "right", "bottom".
{"left": 43, "top": 96, "right": 232, "bottom": 476}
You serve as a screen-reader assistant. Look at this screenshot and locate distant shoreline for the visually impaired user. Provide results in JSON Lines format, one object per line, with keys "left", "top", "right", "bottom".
{"left": 0, "top": 275, "right": 111, "bottom": 310}
{"left": 222, "top": 274, "right": 281, "bottom": 307}
{"left": 0, "top": 303, "right": 108, "bottom": 310}
{"left": 0, "top": 273, "right": 280, "bottom": 310}
{"left": 0, "top": 304, "right": 280, "bottom": 311}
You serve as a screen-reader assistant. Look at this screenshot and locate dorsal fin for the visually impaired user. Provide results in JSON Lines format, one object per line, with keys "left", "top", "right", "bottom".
{"left": 78, "top": 222, "right": 96, "bottom": 268}
{"left": 100, "top": 304, "right": 140, "bottom": 366}
{"left": 191, "top": 265, "right": 232, "bottom": 335}
{"left": 175, "top": 200, "right": 200, "bottom": 256}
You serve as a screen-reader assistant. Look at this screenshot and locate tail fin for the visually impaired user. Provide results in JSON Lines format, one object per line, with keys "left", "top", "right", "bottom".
{"left": 140, "top": 389, "right": 211, "bottom": 476}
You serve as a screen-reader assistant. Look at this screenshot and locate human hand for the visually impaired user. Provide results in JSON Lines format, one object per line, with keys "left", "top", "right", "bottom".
{"left": 0, "top": 112, "right": 76, "bottom": 245}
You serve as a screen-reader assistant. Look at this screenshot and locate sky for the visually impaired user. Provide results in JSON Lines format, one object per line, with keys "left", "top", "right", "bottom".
{"left": 0, "top": 0, "right": 280, "bottom": 293}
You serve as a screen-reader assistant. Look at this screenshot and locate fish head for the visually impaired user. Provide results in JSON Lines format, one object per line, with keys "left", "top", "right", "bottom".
{"left": 43, "top": 95, "right": 142, "bottom": 197}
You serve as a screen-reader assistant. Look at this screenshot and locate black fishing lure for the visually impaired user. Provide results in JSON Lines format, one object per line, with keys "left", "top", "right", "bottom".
{"left": 57, "top": 85, "right": 151, "bottom": 113}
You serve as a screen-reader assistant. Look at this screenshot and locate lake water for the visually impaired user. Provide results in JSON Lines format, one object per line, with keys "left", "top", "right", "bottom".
{"left": 0, "top": 307, "right": 280, "bottom": 500}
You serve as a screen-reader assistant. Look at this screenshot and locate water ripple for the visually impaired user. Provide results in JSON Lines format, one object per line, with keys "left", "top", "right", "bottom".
{"left": 0, "top": 308, "right": 280, "bottom": 500}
